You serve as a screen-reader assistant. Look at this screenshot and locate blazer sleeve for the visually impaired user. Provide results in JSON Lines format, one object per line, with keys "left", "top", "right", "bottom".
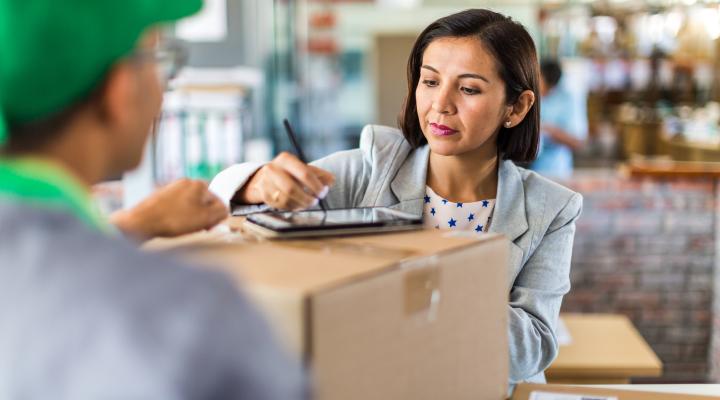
{"left": 209, "top": 126, "right": 376, "bottom": 212}
{"left": 310, "top": 148, "right": 370, "bottom": 209}
{"left": 208, "top": 151, "right": 369, "bottom": 215}
{"left": 507, "top": 192, "right": 582, "bottom": 382}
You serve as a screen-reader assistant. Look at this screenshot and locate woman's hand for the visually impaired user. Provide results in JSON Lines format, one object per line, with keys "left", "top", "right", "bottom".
{"left": 111, "top": 178, "right": 228, "bottom": 241}
{"left": 238, "top": 152, "right": 335, "bottom": 210}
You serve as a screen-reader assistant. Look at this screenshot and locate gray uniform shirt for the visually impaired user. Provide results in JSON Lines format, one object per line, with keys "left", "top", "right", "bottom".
{"left": 0, "top": 201, "right": 308, "bottom": 400}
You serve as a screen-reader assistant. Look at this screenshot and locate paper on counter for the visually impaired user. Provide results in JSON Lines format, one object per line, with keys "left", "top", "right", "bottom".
{"left": 530, "top": 391, "right": 617, "bottom": 400}
{"left": 556, "top": 317, "right": 573, "bottom": 346}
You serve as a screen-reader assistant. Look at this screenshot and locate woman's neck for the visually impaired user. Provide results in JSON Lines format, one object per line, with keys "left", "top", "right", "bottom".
{"left": 426, "top": 145, "right": 499, "bottom": 203}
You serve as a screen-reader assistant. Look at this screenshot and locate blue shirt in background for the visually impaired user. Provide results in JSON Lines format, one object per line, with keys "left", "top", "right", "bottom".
{"left": 531, "top": 85, "right": 588, "bottom": 179}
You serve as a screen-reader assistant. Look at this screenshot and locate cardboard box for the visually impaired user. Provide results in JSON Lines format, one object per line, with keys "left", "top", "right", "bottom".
{"left": 152, "top": 226, "right": 509, "bottom": 400}
{"left": 511, "top": 383, "right": 720, "bottom": 400}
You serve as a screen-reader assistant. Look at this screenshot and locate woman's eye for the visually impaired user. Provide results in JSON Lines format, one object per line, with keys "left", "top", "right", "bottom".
{"left": 422, "top": 79, "right": 438, "bottom": 87}
{"left": 461, "top": 87, "right": 480, "bottom": 95}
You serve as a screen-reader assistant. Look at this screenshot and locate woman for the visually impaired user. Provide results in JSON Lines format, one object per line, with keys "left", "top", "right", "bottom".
{"left": 211, "top": 9, "right": 582, "bottom": 384}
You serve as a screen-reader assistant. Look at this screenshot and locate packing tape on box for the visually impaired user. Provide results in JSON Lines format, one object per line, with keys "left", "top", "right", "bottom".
{"left": 401, "top": 255, "right": 441, "bottom": 322}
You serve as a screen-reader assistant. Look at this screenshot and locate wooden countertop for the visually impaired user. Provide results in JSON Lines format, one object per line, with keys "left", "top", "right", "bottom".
{"left": 512, "top": 383, "right": 720, "bottom": 400}
{"left": 546, "top": 313, "right": 663, "bottom": 384}
{"left": 621, "top": 158, "right": 720, "bottom": 179}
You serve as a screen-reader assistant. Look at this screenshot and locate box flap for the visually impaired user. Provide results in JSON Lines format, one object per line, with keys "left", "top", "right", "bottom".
{"left": 155, "top": 227, "right": 503, "bottom": 295}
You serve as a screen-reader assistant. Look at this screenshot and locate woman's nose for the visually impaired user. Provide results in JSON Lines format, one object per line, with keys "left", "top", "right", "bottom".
{"left": 431, "top": 87, "right": 456, "bottom": 114}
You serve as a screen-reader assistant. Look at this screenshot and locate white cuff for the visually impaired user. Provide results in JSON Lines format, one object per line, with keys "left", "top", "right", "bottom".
{"left": 208, "top": 162, "right": 266, "bottom": 207}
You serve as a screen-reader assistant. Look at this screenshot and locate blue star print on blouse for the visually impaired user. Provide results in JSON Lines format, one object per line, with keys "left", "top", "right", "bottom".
{"left": 423, "top": 186, "right": 495, "bottom": 234}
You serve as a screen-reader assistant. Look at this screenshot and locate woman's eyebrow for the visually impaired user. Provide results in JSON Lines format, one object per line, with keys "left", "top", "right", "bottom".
{"left": 421, "top": 65, "right": 489, "bottom": 83}
{"left": 421, "top": 65, "right": 439, "bottom": 74}
{"left": 458, "top": 73, "right": 489, "bottom": 83}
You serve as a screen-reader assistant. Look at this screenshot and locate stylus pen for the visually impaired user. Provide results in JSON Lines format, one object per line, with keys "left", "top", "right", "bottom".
{"left": 282, "top": 118, "right": 328, "bottom": 212}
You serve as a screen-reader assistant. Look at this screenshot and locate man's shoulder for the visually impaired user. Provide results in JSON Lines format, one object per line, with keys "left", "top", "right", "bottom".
{"left": 0, "top": 201, "right": 247, "bottom": 324}
{"left": 0, "top": 201, "right": 308, "bottom": 399}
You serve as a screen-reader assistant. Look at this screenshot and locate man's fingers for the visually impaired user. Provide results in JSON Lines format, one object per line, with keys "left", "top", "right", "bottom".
{"left": 204, "top": 199, "right": 229, "bottom": 229}
{"left": 201, "top": 190, "right": 224, "bottom": 207}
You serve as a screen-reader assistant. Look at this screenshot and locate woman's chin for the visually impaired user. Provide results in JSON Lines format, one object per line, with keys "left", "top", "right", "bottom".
{"left": 428, "top": 141, "right": 463, "bottom": 157}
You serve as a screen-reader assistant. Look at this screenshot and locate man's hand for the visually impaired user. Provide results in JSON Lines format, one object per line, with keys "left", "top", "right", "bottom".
{"left": 111, "top": 179, "right": 228, "bottom": 241}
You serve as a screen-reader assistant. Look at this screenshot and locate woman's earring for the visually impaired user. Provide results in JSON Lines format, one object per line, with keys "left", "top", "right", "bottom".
{"left": 505, "top": 120, "right": 512, "bottom": 128}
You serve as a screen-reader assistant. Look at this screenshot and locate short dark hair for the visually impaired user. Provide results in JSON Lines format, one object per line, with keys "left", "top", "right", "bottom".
{"left": 540, "top": 59, "right": 563, "bottom": 88}
{"left": 4, "top": 75, "right": 107, "bottom": 155}
{"left": 398, "top": 9, "right": 540, "bottom": 163}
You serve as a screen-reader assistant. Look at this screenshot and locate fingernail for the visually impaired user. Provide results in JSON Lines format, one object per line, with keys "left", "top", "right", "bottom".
{"left": 311, "top": 198, "right": 319, "bottom": 208}
{"left": 318, "top": 186, "right": 329, "bottom": 199}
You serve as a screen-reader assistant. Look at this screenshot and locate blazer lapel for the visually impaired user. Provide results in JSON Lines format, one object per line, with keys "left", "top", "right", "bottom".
{"left": 387, "top": 145, "right": 430, "bottom": 216}
{"left": 490, "top": 160, "right": 530, "bottom": 287}
{"left": 489, "top": 159, "right": 529, "bottom": 241}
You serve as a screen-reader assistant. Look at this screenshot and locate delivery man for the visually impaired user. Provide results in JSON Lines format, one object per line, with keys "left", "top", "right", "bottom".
{"left": 0, "top": 1, "right": 308, "bottom": 399}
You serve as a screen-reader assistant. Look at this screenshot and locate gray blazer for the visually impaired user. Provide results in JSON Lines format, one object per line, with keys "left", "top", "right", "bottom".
{"left": 211, "top": 124, "right": 583, "bottom": 384}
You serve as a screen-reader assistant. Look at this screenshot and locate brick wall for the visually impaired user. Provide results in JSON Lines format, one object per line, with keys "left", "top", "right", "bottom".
{"left": 561, "top": 170, "right": 717, "bottom": 383}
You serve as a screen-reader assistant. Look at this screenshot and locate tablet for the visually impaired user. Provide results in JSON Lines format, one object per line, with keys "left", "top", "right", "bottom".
{"left": 244, "top": 207, "right": 424, "bottom": 239}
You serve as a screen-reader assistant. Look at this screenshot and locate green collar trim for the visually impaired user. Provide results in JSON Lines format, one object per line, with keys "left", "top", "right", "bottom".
{"left": 0, "top": 157, "right": 109, "bottom": 231}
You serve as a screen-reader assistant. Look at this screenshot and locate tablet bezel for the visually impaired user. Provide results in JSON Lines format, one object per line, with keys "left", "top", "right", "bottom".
{"left": 244, "top": 207, "right": 423, "bottom": 238}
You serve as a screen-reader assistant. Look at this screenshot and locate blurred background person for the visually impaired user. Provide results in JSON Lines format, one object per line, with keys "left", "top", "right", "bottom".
{"left": 531, "top": 59, "right": 588, "bottom": 179}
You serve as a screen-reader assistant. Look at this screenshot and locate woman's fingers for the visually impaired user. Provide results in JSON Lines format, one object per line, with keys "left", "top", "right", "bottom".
{"left": 262, "top": 182, "right": 314, "bottom": 211}
{"left": 308, "top": 165, "right": 335, "bottom": 188}
{"left": 263, "top": 163, "right": 318, "bottom": 210}
{"left": 274, "top": 152, "right": 329, "bottom": 198}
{"left": 249, "top": 152, "right": 335, "bottom": 210}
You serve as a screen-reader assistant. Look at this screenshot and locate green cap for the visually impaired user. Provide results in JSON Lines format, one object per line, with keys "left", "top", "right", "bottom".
{"left": 0, "top": 0, "right": 7, "bottom": 145}
{"left": 0, "top": 0, "right": 202, "bottom": 143}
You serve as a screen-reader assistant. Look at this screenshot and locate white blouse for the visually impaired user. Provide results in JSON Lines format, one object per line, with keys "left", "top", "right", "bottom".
{"left": 422, "top": 186, "right": 495, "bottom": 234}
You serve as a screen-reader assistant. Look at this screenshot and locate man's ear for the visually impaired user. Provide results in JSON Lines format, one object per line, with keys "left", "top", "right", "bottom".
{"left": 504, "top": 90, "right": 536, "bottom": 128}
{"left": 98, "top": 62, "right": 136, "bottom": 130}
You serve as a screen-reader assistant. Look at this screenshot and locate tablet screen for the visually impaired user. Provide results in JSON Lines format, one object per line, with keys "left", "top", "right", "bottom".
{"left": 278, "top": 208, "right": 408, "bottom": 225}
{"left": 247, "top": 207, "right": 422, "bottom": 232}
